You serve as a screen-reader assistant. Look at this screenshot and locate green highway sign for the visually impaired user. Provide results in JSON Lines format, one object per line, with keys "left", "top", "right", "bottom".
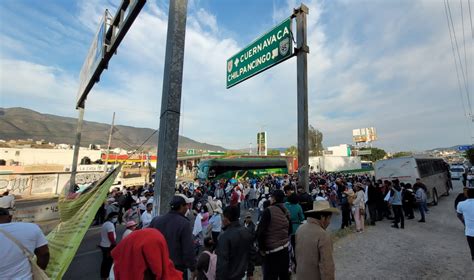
{"left": 226, "top": 17, "right": 293, "bottom": 88}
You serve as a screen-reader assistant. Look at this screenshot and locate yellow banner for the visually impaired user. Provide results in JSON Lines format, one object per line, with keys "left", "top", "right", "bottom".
{"left": 45, "top": 167, "right": 121, "bottom": 279}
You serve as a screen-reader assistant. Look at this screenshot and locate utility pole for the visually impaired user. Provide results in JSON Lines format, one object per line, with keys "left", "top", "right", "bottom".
{"left": 154, "top": 0, "right": 188, "bottom": 216}
{"left": 104, "top": 112, "right": 115, "bottom": 174}
{"left": 295, "top": 4, "right": 310, "bottom": 192}
{"left": 70, "top": 103, "right": 85, "bottom": 193}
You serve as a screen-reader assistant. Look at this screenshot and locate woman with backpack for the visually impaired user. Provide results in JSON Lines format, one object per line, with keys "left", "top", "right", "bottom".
{"left": 196, "top": 237, "right": 217, "bottom": 280}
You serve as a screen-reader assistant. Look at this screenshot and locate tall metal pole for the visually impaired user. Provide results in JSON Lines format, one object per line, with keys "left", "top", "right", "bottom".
{"left": 295, "top": 4, "right": 310, "bottom": 192}
{"left": 104, "top": 112, "right": 115, "bottom": 174}
{"left": 154, "top": 0, "right": 188, "bottom": 216}
{"left": 70, "top": 103, "right": 85, "bottom": 193}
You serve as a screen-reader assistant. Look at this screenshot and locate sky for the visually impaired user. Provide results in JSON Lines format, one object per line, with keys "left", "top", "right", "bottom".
{"left": 0, "top": 0, "right": 473, "bottom": 152}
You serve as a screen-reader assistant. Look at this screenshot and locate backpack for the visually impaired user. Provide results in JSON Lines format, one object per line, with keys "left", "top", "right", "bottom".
{"left": 348, "top": 194, "right": 355, "bottom": 206}
{"left": 203, "top": 251, "right": 217, "bottom": 280}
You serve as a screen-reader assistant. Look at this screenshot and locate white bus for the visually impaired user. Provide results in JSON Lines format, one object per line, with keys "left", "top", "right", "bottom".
{"left": 375, "top": 157, "right": 451, "bottom": 205}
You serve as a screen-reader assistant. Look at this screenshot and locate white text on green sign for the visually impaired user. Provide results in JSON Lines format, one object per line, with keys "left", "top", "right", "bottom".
{"left": 226, "top": 18, "right": 293, "bottom": 88}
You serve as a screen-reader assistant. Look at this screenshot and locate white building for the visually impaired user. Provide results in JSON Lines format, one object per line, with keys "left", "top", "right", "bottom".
{"left": 0, "top": 148, "right": 102, "bottom": 166}
{"left": 309, "top": 156, "right": 361, "bottom": 172}
{"left": 327, "top": 144, "right": 352, "bottom": 157}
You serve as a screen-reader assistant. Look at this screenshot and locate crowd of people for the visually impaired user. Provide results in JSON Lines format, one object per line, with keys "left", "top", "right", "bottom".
{"left": 0, "top": 168, "right": 473, "bottom": 280}
{"left": 93, "top": 171, "right": 453, "bottom": 280}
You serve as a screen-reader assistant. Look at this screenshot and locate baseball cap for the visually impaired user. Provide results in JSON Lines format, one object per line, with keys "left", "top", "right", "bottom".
{"left": 271, "top": 189, "right": 285, "bottom": 203}
{"left": 170, "top": 194, "right": 194, "bottom": 208}
{"left": 126, "top": 221, "right": 137, "bottom": 228}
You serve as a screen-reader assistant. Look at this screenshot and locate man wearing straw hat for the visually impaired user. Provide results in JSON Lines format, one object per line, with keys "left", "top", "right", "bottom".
{"left": 295, "top": 200, "right": 339, "bottom": 280}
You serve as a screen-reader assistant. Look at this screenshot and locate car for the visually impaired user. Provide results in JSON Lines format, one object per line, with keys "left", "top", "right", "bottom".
{"left": 450, "top": 165, "right": 465, "bottom": 180}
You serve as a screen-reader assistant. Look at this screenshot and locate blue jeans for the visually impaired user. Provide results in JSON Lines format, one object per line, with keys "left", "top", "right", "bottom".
{"left": 418, "top": 202, "right": 427, "bottom": 221}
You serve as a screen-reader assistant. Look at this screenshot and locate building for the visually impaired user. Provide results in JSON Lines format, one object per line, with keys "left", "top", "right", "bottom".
{"left": 0, "top": 148, "right": 102, "bottom": 166}
{"left": 326, "top": 144, "right": 352, "bottom": 157}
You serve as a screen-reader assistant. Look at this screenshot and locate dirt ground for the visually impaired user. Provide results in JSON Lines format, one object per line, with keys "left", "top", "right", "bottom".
{"left": 333, "top": 180, "right": 473, "bottom": 280}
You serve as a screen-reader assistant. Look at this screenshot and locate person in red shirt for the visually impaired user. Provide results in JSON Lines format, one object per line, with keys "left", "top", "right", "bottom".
{"left": 111, "top": 228, "right": 182, "bottom": 280}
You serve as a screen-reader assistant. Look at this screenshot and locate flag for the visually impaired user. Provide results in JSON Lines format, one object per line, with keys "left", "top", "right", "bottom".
{"left": 45, "top": 166, "right": 121, "bottom": 279}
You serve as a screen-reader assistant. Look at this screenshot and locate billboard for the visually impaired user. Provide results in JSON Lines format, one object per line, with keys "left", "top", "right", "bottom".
{"left": 257, "top": 132, "right": 267, "bottom": 156}
{"left": 352, "top": 127, "right": 377, "bottom": 143}
{"left": 76, "top": 15, "right": 107, "bottom": 107}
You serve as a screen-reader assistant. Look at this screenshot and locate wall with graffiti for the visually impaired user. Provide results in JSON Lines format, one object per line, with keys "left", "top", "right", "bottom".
{"left": 0, "top": 172, "right": 105, "bottom": 197}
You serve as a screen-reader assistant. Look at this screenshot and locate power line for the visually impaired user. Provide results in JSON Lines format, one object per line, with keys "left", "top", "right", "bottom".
{"left": 121, "top": 129, "right": 159, "bottom": 161}
{"left": 447, "top": 0, "right": 472, "bottom": 114}
{"left": 469, "top": 0, "right": 474, "bottom": 38}
{"left": 445, "top": 0, "right": 473, "bottom": 141}
{"left": 460, "top": 0, "right": 470, "bottom": 112}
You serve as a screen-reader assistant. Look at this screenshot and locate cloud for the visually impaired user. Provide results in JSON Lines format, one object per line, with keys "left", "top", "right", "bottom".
{"left": 1, "top": 0, "right": 472, "bottom": 152}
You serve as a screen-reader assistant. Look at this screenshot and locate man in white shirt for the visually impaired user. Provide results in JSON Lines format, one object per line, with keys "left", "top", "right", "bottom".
{"left": 0, "top": 190, "right": 15, "bottom": 209}
{"left": 0, "top": 207, "right": 50, "bottom": 278}
{"left": 141, "top": 203, "right": 153, "bottom": 228}
{"left": 457, "top": 188, "right": 474, "bottom": 261}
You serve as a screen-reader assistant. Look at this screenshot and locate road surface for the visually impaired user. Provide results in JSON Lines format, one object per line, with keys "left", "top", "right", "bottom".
{"left": 334, "top": 180, "right": 473, "bottom": 279}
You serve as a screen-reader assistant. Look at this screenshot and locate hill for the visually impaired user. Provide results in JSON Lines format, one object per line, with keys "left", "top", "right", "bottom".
{"left": 0, "top": 107, "right": 226, "bottom": 151}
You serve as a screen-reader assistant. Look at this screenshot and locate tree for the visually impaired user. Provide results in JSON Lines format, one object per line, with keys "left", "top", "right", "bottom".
{"left": 360, "top": 147, "right": 387, "bottom": 162}
{"left": 267, "top": 149, "right": 281, "bottom": 156}
{"left": 225, "top": 151, "right": 244, "bottom": 156}
{"left": 391, "top": 151, "right": 413, "bottom": 158}
{"left": 285, "top": 146, "right": 298, "bottom": 156}
{"left": 309, "top": 125, "right": 324, "bottom": 156}
{"left": 466, "top": 148, "right": 474, "bottom": 165}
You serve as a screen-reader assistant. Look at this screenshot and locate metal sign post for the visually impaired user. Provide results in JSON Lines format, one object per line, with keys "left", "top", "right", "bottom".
{"left": 225, "top": 4, "right": 310, "bottom": 191}
{"left": 69, "top": 0, "right": 146, "bottom": 192}
{"left": 70, "top": 103, "right": 85, "bottom": 192}
{"left": 104, "top": 112, "right": 116, "bottom": 174}
{"left": 154, "top": 0, "right": 188, "bottom": 216}
{"left": 295, "top": 4, "right": 310, "bottom": 192}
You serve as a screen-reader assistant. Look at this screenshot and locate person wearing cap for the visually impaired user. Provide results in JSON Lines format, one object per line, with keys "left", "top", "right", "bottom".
{"left": 256, "top": 189, "right": 291, "bottom": 280}
{"left": 243, "top": 213, "right": 256, "bottom": 236}
{"left": 122, "top": 220, "right": 137, "bottom": 240}
{"left": 208, "top": 205, "right": 223, "bottom": 245}
{"left": 456, "top": 188, "right": 474, "bottom": 261}
{"left": 150, "top": 194, "right": 196, "bottom": 279}
{"left": 0, "top": 207, "right": 50, "bottom": 279}
{"left": 295, "top": 200, "right": 339, "bottom": 280}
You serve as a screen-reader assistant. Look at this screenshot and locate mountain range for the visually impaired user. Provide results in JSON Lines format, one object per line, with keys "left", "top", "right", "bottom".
{"left": 0, "top": 107, "right": 226, "bottom": 151}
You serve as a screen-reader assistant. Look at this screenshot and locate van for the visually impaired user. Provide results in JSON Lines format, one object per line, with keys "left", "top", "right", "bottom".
{"left": 450, "top": 165, "right": 465, "bottom": 180}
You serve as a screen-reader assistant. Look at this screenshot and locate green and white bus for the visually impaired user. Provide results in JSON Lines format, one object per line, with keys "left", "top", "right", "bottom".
{"left": 196, "top": 158, "right": 288, "bottom": 181}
